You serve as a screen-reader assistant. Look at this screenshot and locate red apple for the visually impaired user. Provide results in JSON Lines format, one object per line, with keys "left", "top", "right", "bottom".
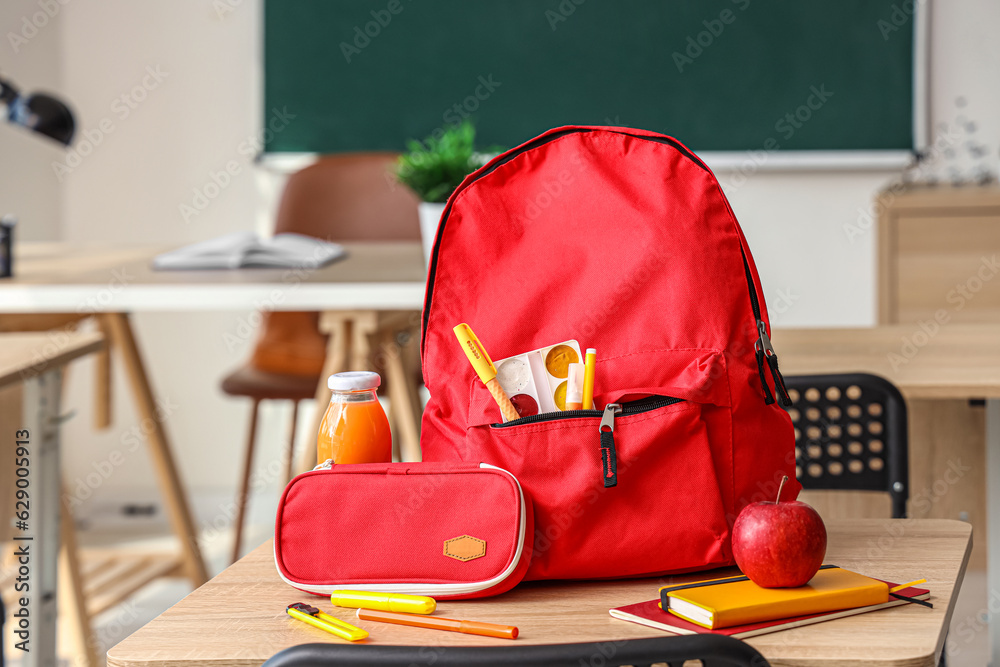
{"left": 732, "top": 476, "right": 827, "bottom": 588}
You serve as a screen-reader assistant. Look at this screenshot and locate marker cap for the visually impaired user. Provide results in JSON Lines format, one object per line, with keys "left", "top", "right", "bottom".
{"left": 331, "top": 590, "right": 437, "bottom": 614}
{"left": 453, "top": 323, "right": 498, "bottom": 384}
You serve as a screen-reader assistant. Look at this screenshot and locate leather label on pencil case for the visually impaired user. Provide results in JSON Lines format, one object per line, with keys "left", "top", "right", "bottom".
{"left": 443, "top": 535, "right": 487, "bottom": 561}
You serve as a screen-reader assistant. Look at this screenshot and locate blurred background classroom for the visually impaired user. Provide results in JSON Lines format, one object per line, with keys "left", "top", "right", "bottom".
{"left": 1, "top": 1, "right": 999, "bottom": 665}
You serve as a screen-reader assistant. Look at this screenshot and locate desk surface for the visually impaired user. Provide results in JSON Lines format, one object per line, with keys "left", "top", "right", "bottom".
{"left": 0, "top": 242, "right": 426, "bottom": 312}
{"left": 0, "top": 331, "right": 104, "bottom": 389}
{"left": 774, "top": 325, "right": 1000, "bottom": 399}
{"left": 107, "top": 519, "right": 970, "bottom": 667}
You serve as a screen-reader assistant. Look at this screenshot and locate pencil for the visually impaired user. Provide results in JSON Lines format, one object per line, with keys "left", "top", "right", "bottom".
{"left": 357, "top": 608, "right": 518, "bottom": 640}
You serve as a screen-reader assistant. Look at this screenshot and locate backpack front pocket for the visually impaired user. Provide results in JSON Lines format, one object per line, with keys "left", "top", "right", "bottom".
{"left": 463, "top": 349, "right": 733, "bottom": 581}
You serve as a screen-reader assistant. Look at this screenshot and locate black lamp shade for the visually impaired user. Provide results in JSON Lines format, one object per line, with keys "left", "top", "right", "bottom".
{"left": 8, "top": 93, "right": 75, "bottom": 146}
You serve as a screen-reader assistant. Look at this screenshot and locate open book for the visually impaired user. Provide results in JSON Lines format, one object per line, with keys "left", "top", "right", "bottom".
{"left": 152, "top": 232, "right": 346, "bottom": 270}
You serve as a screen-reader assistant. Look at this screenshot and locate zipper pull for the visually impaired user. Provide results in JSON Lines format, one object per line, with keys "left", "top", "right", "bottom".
{"left": 755, "top": 320, "right": 792, "bottom": 407}
{"left": 599, "top": 403, "right": 622, "bottom": 488}
{"left": 756, "top": 319, "right": 775, "bottom": 357}
{"left": 754, "top": 321, "right": 775, "bottom": 405}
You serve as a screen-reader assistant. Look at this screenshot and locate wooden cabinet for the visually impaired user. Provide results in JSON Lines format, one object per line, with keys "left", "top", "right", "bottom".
{"left": 878, "top": 185, "right": 1000, "bottom": 324}
{"left": 872, "top": 185, "right": 1000, "bottom": 568}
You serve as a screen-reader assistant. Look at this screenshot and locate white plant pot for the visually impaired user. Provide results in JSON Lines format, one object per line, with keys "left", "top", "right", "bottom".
{"left": 418, "top": 201, "right": 447, "bottom": 267}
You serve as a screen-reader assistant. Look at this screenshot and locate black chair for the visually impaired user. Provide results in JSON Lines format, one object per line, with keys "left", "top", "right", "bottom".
{"left": 261, "top": 636, "right": 770, "bottom": 667}
{"left": 782, "top": 373, "right": 908, "bottom": 518}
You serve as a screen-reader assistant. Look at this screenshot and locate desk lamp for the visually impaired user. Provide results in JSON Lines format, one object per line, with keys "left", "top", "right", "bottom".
{"left": 0, "top": 74, "right": 75, "bottom": 277}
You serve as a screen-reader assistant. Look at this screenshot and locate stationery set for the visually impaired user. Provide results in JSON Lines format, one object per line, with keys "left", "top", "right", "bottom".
{"left": 269, "top": 126, "right": 926, "bottom": 647}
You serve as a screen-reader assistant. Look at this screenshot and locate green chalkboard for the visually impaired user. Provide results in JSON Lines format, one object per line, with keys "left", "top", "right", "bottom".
{"left": 264, "top": 1, "right": 914, "bottom": 153}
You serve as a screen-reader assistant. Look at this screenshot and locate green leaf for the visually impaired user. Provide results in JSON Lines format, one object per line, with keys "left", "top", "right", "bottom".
{"left": 395, "top": 120, "right": 501, "bottom": 203}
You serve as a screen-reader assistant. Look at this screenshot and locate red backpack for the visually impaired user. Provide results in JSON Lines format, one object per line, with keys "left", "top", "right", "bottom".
{"left": 420, "top": 126, "right": 799, "bottom": 582}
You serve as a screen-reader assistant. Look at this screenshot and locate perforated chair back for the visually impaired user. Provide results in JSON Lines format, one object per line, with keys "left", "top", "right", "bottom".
{"left": 783, "top": 373, "right": 908, "bottom": 518}
{"left": 261, "top": 636, "right": 770, "bottom": 667}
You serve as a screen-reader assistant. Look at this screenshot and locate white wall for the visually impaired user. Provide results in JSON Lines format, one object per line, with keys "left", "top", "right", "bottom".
{"left": 0, "top": 0, "right": 65, "bottom": 241}
{"left": 724, "top": 171, "right": 890, "bottom": 327}
{"left": 17, "top": 1, "right": 1000, "bottom": 535}
{"left": 54, "top": 0, "right": 285, "bottom": 532}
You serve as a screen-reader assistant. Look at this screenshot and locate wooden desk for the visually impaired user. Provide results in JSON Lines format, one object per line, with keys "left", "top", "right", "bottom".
{"left": 773, "top": 325, "right": 1000, "bottom": 399}
{"left": 774, "top": 325, "right": 1000, "bottom": 662}
{"left": 106, "top": 519, "right": 969, "bottom": 667}
{"left": 1, "top": 331, "right": 105, "bottom": 667}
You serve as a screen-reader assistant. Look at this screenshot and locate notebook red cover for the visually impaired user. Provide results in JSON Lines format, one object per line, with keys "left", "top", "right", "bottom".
{"left": 609, "top": 583, "right": 930, "bottom": 639}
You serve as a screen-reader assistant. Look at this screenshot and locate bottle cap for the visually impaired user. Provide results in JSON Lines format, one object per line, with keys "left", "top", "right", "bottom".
{"left": 328, "top": 371, "right": 381, "bottom": 391}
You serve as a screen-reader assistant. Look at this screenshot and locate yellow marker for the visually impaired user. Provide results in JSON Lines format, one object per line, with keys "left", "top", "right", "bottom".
{"left": 581, "top": 348, "right": 597, "bottom": 410}
{"left": 331, "top": 590, "right": 436, "bottom": 614}
{"left": 286, "top": 602, "right": 368, "bottom": 642}
{"left": 453, "top": 323, "right": 520, "bottom": 422}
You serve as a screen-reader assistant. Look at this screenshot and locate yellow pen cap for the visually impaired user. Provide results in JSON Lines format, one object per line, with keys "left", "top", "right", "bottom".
{"left": 331, "top": 590, "right": 437, "bottom": 615}
{"left": 453, "top": 323, "right": 497, "bottom": 385}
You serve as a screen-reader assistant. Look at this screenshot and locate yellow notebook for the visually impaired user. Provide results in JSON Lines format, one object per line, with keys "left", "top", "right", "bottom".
{"left": 659, "top": 566, "right": 889, "bottom": 629}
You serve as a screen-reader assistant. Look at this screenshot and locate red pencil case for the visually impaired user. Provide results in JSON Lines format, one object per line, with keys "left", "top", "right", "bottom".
{"left": 274, "top": 461, "right": 533, "bottom": 599}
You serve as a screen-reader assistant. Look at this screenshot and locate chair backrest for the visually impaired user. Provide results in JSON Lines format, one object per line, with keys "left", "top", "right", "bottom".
{"left": 249, "top": 154, "right": 421, "bottom": 376}
{"left": 783, "top": 373, "right": 908, "bottom": 518}
{"left": 262, "top": 636, "right": 770, "bottom": 667}
{"left": 273, "top": 153, "right": 420, "bottom": 241}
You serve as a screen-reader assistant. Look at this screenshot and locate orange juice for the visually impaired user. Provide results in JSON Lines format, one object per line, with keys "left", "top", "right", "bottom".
{"left": 317, "top": 371, "right": 392, "bottom": 466}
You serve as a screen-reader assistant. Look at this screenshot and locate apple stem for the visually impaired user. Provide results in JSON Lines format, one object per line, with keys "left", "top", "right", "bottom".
{"left": 776, "top": 475, "right": 788, "bottom": 503}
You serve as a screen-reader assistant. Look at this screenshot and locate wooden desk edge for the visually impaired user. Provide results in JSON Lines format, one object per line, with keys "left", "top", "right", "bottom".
{"left": 927, "top": 518, "right": 974, "bottom": 667}
{"left": 0, "top": 333, "right": 105, "bottom": 390}
{"left": 106, "top": 520, "right": 974, "bottom": 667}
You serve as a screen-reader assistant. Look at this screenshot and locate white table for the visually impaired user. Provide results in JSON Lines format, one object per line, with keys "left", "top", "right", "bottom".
{"left": 1, "top": 242, "right": 426, "bottom": 312}
{"left": 0, "top": 242, "right": 427, "bottom": 663}
{"left": 1, "top": 331, "right": 105, "bottom": 667}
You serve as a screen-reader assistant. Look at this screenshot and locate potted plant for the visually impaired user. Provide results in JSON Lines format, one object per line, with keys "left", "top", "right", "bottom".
{"left": 396, "top": 120, "right": 495, "bottom": 265}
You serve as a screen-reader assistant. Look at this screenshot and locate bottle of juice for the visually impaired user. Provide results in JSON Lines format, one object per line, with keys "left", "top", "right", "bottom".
{"left": 317, "top": 371, "right": 392, "bottom": 466}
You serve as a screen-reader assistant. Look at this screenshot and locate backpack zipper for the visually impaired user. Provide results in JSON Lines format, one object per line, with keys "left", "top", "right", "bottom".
{"left": 491, "top": 395, "right": 683, "bottom": 428}
{"left": 492, "top": 395, "right": 684, "bottom": 489}
{"left": 739, "top": 247, "right": 792, "bottom": 407}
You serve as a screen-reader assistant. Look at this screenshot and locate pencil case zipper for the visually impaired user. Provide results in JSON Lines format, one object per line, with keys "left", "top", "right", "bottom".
{"left": 491, "top": 396, "right": 684, "bottom": 488}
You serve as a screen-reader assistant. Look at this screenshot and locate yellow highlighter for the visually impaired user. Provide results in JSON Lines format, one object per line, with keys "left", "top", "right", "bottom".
{"left": 453, "top": 323, "right": 520, "bottom": 422}
{"left": 331, "top": 590, "right": 436, "bottom": 614}
{"left": 286, "top": 602, "right": 368, "bottom": 642}
{"left": 581, "top": 348, "right": 597, "bottom": 410}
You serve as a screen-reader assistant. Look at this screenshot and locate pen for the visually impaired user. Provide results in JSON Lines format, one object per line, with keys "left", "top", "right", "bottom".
{"left": 357, "top": 608, "right": 518, "bottom": 640}
{"left": 453, "top": 323, "right": 520, "bottom": 422}
{"left": 331, "top": 590, "right": 436, "bottom": 614}
{"left": 581, "top": 348, "right": 596, "bottom": 410}
{"left": 286, "top": 602, "right": 369, "bottom": 642}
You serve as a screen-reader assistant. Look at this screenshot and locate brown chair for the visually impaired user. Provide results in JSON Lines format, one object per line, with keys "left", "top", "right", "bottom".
{"left": 221, "top": 153, "right": 422, "bottom": 563}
